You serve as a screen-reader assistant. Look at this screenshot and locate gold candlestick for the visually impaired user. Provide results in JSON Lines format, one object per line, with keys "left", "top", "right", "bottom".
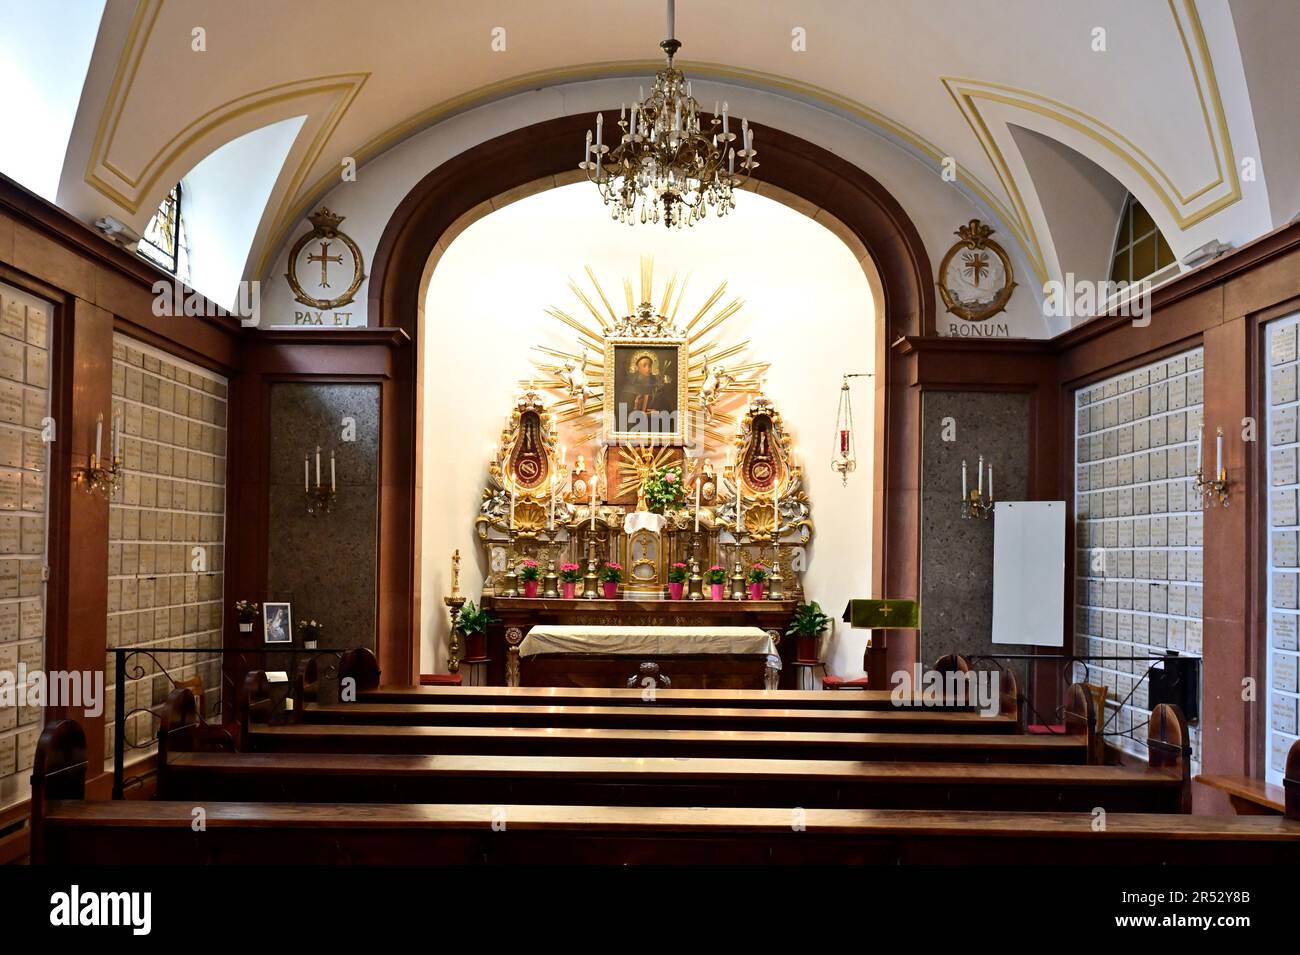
{"left": 444, "top": 594, "right": 467, "bottom": 673}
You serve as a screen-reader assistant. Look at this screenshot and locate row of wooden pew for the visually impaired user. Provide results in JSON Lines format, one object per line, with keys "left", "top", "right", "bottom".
{"left": 29, "top": 649, "right": 1300, "bottom": 864}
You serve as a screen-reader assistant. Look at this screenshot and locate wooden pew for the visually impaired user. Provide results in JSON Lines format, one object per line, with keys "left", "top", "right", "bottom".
{"left": 36, "top": 719, "right": 1300, "bottom": 865}
{"left": 341, "top": 648, "right": 1020, "bottom": 720}
{"left": 157, "top": 689, "right": 1190, "bottom": 812}
{"left": 298, "top": 701, "right": 1021, "bottom": 734}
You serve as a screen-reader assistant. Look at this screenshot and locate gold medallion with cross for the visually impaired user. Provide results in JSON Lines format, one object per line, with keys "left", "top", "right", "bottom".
{"left": 286, "top": 208, "right": 367, "bottom": 311}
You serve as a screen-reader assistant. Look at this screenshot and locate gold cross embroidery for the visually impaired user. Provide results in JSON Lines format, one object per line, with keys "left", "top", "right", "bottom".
{"left": 307, "top": 241, "right": 344, "bottom": 287}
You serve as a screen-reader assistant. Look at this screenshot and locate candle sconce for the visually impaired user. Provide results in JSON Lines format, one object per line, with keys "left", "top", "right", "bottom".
{"left": 304, "top": 445, "right": 337, "bottom": 516}
{"left": 76, "top": 413, "right": 122, "bottom": 498}
{"left": 1193, "top": 426, "right": 1231, "bottom": 508}
{"left": 960, "top": 455, "right": 994, "bottom": 520}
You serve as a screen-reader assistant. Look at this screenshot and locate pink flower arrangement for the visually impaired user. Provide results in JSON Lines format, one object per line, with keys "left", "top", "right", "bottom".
{"left": 600, "top": 562, "right": 624, "bottom": 583}
{"left": 519, "top": 559, "right": 541, "bottom": 582}
{"left": 747, "top": 562, "right": 768, "bottom": 583}
{"left": 668, "top": 561, "right": 689, "bottom": 583}
{"left": 559, "top": 562, "right": 582, "bottom": 582}
{"left": 705, "top": 565, "right": 727, "bottom": 584}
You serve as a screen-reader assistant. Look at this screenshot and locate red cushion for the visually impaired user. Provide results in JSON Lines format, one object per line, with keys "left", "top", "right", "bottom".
{"left": 822, "top": 675, "right": 871, "bottom": 689}
{"left": 419, "top": 673, "right": 463, "bottom": 686}
{"left": 1027, "top": 723, "right": 1066, "bottom": 734}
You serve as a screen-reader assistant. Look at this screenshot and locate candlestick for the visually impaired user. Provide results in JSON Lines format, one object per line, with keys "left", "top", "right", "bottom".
{"left": 94, "top": 414, "right": 103, "bottom": 464}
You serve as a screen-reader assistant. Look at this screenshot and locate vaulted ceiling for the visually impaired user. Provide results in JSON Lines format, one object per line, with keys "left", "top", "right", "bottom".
{"left": 38, "top": 0, "right": 1300, "bottom": 315}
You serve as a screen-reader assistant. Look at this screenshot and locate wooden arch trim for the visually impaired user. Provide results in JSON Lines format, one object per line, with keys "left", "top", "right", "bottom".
{"left": 367, "top": 112, "right": 934, "bottom": 683}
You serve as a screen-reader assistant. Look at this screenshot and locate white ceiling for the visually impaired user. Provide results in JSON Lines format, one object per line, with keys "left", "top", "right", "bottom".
{"left": 29, "top": 0, "right": 1300, "bottom": 313}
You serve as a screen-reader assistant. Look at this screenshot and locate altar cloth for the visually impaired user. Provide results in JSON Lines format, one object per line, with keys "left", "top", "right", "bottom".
{"left": 519, "top": 624, "right": 779, "bottom": 663}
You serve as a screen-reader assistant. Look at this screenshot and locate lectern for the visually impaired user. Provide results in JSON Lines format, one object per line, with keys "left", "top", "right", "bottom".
{"left": 842, "top": 599, "right": 920, "bottom": 689}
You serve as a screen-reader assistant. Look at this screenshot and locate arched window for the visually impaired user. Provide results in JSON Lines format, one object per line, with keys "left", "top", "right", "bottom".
{"left": 138, "top": 182, "right": 191, "bottom": 282}
{"left": 1109, "top": 194, "right": 1175, "bottom": 284}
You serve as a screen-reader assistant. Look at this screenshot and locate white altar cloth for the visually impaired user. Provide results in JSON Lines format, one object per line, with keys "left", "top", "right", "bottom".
{"left": 519, "top": 625, "right": 779, "bottom": 664}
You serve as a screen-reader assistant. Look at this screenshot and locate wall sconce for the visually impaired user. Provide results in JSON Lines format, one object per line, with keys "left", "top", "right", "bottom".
{"left": 960, "top": 455, "right": 994, "bottom": 520}
{"left": 304, "top": 445, "right": 336, "bottom": 515}
{"left": 76, "top": 413, "right": 121, "bottom": 497}
{"left": 1193, "top": 425, "right": 1231, "bottom": 508}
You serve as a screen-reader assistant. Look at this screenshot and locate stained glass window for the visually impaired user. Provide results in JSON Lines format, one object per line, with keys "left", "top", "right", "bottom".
{"left": 138, "top": 182, "right": 191, "bottom": 282}
{"left": 1109, "top": 194, "right": 1175, "bottom": 285}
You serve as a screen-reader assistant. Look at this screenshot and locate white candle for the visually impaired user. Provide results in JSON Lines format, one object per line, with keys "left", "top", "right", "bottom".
{"left": 549, "top": 473, "right": 556, "bottom": 531}
{"left": 94, "top": 414, "right": 102, "bottom": 463}
{"left": 304, "top": 456, "right": 309, "bottom": 493}
{"left": 596, "top": 112, "right": 603, "bottom": 149}
{"left": 722, "top": 102, "right": 729, "bottom": 136}
{"left": 988, "top": 464, "right": 993, "bottom": 500}
{"left": 1216, "top": 429, "right": 1223, "bottom": 479}
{"left": 315, "top": 446, "right": 321, "bottom": 488}
{"left": 978, "top": 455, "right": 983, "bottom": 495}
{"left": 736, "top": 473, "right": 744, "bottom": 533}
{"left": 694, "top": 472, "right": 702, "bottom": 532}
{"left": 630, "top": 106, "right": 638, "bottom": 138}
{"left": 1197, "top": 423, "right": 1204, "bottom": 472}
{"left": 962, "top": 459, "right": 967, "bottom": 498}
{"left": 510, "top": 484, "right": 516, "bottom": 530}
{"left": 330, "top": 450, "right": 336, "bottom": 492}
{"left": 667, "top": 0, "right": 674, "bottom": 38}
{"left": 113, "top": 414, "right": 122, "bottom": 460}
{"left": 590, "top": 474, "right": 598, "bottom": 529}
{"left": 584, "top": 129, "right": 591, "bottom": 163}
{"left": 560, "top": 445, "right": 567, "bottom": 467}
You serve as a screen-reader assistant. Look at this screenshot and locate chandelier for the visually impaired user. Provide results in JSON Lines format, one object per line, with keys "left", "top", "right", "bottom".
{"left": 581, "top": 0, "right": 757, "bottom": 228}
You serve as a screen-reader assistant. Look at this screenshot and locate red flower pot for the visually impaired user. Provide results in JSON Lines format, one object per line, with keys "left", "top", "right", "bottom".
{"left": 710, "top": 583, "right": 725, "bottom": 600}
{"left": 523, "top": 580, "right": 539, "bottom": 598}
{"left": 668, "top": 582, "right": 684, "bottom": 600}
{"left": 562, "top": 582, "right": 577, "bottom": 600}
{"left": 749, "top": 582, "right": 765, "bottom": 601}
{"left": 796, "top": 634, "right": 819, "bottom": 663}
{"left": 465, "top": 630, "right": 487, "bottom": 661}
{"left": 602, "top": 581, "right": 618, "bottom": 599}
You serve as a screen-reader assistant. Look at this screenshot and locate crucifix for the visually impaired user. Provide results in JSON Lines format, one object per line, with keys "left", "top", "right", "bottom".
{"left": 307, "top": 241, "right": 344, "bottom": 287}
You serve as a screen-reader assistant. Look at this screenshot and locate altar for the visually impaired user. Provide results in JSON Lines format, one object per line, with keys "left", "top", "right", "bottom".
{"left": 480, "top": 595, "right": 800, "bottom": 687}
{"left": 517, "top": 623, "right": 779, "bottom": 689}
{"left": 450, "top": 259, "right": 822, "bottom": 691}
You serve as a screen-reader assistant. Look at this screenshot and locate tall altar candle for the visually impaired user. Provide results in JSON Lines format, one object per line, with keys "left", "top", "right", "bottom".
{"left": 694, "top": 473, "right": 702, "bottom": 532}
{"left": 112, "top": 414, "right": 121, "bottom": 460}
{"left": 590, "top": 474, "right": 598, "bottom": 529}
{"left": 736, "top": 474, "right": 744, "bottom": 533}
{"left": 330, "top": 450, "right": 336, "bottom": 492}
{"left": 961, "top": 459, "right": 967, "bottom": 498}
{"left": 94, "top": 414, "right": 102, "bottom": 464}
{"left": 1196, "top": 423, "right": 1203, "bottom": 472}
{"left": 304, "top": 455, "right": 309, "bottom": 493}
{"left": 509, "top": 484, "right": 516, "bottom": 530}
{"left": 1216, "top": 429, "right": 1224, "bottom": 479}
{"left": 977, "top": 455, "right": 983, "bottom": 495}
{"left": 548, "top": 473, "right": 555, "bottom": 531}
{"left": 315, "top": 446, "right": 321, "bottom": 488}
{"left": 988, "top": 464, "right": 993, "bottom": 500}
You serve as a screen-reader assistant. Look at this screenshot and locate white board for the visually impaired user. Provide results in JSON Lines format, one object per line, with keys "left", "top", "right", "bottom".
{"left": 991, "top": 501, "right": 1065, "bottom": 646}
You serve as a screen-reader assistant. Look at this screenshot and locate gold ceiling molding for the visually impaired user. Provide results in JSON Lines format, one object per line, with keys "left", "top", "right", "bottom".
{"left": 85, "top": 0, "right": 368, "bottom": 216}
{"left": 252, "top": 59, "right": 1023, "bottom": 281}
{"left": 940, "top": 0, "right": 1240, "bottom": 284}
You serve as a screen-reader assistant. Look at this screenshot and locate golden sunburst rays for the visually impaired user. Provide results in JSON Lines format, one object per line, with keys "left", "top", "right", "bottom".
{"left": 614, "top": 446, "right": 678, "bottom": 500}
{"left": 525, "top": 261, "right": 758, "bottom": 443}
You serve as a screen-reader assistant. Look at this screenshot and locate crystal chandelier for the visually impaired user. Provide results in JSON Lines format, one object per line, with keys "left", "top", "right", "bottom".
{"left": 581, "top": 0, "right": 757, "bottom": 228}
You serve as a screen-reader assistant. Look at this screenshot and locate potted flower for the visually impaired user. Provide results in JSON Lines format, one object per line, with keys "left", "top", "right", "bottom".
{"left": 235, "top": 600, "right": 259, "bottom": 634}
{"left": 297, "top": 619, "right": 323, "bottom": 647}
{"left": 559, "top": 562, "right": 582, "bottom": 600}
{"left": 667, "top": 562, "right": 688, "bottom": 600}
{"left": 600, "top": 562, "right": 623, "bottom": 599}
{"left": 641, "top": 465, "right": 685, "bottom": 514}
{"left": 705, "top": 565, "right": 727, "bottom": 601}
{"left": 747, "top": 563, "right": 768, "bottom": 601}
{"left": 457, "top": 600, "right": 496, "bottom": 661}
{"left": 786, "top": 601, "right": 831, "bottom": 663}
{"left": 519, "top": 558, "right": 541, "bottom": 598}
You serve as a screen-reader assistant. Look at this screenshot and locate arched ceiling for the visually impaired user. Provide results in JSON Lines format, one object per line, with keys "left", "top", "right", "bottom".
{"left": 48, "top": 0, "right": 1296, "bottom": 315}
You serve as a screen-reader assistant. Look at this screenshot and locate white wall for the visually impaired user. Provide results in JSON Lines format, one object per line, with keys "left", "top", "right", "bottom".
{"left": 257, "top": 76, "right": 1053, "bottom": 339}
{"left": 421, "top": 183, "right": 876, "bottom": 679}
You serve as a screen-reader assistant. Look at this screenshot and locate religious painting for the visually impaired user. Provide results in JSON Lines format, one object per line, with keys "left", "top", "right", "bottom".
{"left": 603, "top": 339, "right": 688, "bottom": 445}
{"left": 262, "top": 602, "right": 293, "bottom": 644}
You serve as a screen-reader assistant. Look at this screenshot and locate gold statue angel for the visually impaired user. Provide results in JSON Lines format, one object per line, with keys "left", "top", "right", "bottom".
{"left": 699, "top": 363, "right": 736, "bottom": 422}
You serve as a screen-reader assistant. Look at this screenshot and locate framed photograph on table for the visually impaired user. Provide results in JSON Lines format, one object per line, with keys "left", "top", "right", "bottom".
{"left": 262, "top": 602, "right": 293, "bottom": 644}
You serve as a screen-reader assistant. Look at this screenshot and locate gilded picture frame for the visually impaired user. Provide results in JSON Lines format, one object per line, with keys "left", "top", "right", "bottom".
{"left": 602, "top": 338, "right": 690, "bottom": 446}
